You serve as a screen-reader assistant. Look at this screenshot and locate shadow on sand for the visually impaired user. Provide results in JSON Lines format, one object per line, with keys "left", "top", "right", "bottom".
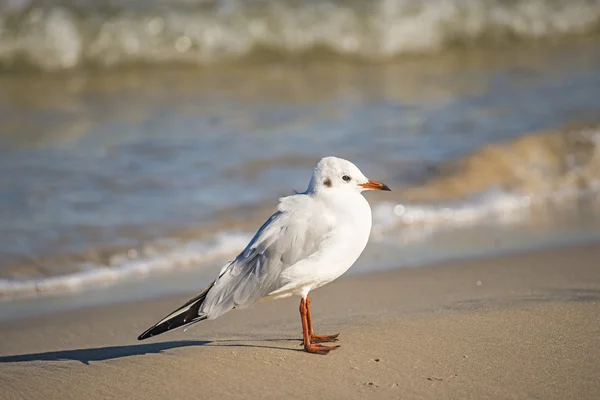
{"left": 0, "top": 340, "right": 210, "bottom": 365}
{"left": 0, "top": 338, "right": 306, "bottom": 365}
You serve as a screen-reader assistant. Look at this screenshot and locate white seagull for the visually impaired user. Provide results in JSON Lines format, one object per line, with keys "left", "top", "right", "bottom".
{"left": 138, "top": 156, "right": 391, "bottom": 354}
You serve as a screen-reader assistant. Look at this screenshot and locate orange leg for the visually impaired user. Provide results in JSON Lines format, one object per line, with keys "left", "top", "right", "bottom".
{"left": 300, "top": 297, "right": 340, "bottom": 355}
{"left": 306, "top": 295, "right": 340, "bottom": 344}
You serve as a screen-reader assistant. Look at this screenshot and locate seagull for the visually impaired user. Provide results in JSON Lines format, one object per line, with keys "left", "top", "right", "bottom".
{"left": 138, "top": 156, "right": 391, "bottom": 354}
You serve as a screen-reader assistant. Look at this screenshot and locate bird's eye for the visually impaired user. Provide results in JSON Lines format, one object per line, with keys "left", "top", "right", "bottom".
{"left": 342, "top": 175, "right": 351, "bottom": 182}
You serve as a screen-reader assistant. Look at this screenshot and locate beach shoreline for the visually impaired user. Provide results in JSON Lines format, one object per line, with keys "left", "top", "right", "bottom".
{"left": 1, "top": 242, "right": 599, "bottom": 399}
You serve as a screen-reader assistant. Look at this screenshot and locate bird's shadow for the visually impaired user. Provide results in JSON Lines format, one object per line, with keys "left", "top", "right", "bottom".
{"left": 0, "top": 338, "right": 303, "bottom": 365}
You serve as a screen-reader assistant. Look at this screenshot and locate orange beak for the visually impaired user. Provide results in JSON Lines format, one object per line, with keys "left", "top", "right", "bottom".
{"left": 359, "top": 179, "right": 391, "bottom": 191}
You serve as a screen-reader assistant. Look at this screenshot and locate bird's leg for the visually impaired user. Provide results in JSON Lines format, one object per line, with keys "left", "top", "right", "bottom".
{"left": 300, "top": 297, "right": 339, "bottom": 355}
{"left": 306, "top": 295, "right": 340, "bottom": 344}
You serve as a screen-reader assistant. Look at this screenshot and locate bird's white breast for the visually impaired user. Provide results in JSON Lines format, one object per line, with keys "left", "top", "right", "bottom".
{"left": 272, "top": 192, "right": 372, "bottom": 298}
{"left": 316, "top": 193, "right": 372, "bottom": 281}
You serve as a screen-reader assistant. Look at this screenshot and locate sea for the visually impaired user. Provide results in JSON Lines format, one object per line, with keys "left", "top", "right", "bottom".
{"left": 1, "top": 0, "right": 600, "bottom": 320}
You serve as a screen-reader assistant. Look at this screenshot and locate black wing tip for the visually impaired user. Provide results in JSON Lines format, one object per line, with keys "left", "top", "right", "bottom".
{"left": 137, "top": 326, "right": 158, "bottom": 341}
{"left": 136, "top": 283, "right": 214, "bottom": 342}
{"left": 136, "top": 323, "right": 174, "bottom": 341}
{"left": 137, "top": 315, "right": 208, "bottom": 341}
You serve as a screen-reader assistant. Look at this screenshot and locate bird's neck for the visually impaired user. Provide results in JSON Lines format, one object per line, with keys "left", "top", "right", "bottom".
{"left": 313, "top": 190, "right": 372, "bottom": 221}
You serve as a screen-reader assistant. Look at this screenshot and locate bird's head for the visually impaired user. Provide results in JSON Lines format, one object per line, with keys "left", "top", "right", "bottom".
{"left": 307, "top": 156, "right": 391, "bottom": 195}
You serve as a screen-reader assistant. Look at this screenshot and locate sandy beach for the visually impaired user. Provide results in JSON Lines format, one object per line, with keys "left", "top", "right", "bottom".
{"left": 1, "top": 242, "right": 599, "bottom": 400}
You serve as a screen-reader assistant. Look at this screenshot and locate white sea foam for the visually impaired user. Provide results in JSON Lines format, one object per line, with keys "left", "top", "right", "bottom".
{"left": 1, "top": 187, "right": 597, "bottom": 299}
{"left": 371, "top": 190, "right": 534, "bottom": 243}
{"left": 1, "top": 0, "right": 600, "bottom": 70}
{"left": 0, "top": 189, "right": 562, "bottom": 299}
{"left": 0, "top": 232, "right": 252, "bottom": 299}
{"left": 0, "top": 189, "right": 536, "bottom": 299}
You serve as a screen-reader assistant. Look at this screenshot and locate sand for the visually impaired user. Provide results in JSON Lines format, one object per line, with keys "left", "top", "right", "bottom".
{"left": 1, "top": 243, "right": 599, "bottom": 400}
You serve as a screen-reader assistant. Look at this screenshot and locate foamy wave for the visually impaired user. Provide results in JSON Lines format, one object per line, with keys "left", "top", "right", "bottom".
{"left": 402, "top": 125, "right": 600, "bottom": 202}
{"left": 371, "top": 191, "right": 533, "bottom": 243}
{"left": 375, "top": 191, "right": 532, "bottom": 228}
{"left": 1, "top": 0, "right": 600, "bottom": 71}
{"left": 0, "top": 232, "right": 251, "bottom": 299}
{"left": 372, "top": 125, "right": 600, "bottom": 242}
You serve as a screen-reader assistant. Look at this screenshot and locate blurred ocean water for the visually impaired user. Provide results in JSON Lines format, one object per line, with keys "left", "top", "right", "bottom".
{"left": 1, "top": 0, "right": 600, "bottom": 306}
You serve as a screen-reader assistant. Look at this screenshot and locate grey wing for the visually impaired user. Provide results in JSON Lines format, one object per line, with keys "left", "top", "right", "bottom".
{"left": 199, "top": 198, "right": 332, "bottom": 319}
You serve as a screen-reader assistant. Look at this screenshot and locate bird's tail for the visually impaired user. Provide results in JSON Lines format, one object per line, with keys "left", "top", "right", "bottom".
{"left": 137, "top": 282, "right": 214, "bottom": 340}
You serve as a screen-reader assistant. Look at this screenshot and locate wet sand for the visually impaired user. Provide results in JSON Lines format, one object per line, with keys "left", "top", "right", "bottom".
{"left": 1, "top": 243, "right": 599, "bottom": 399}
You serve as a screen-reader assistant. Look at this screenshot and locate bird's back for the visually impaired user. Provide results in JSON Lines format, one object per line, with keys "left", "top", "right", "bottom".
{"left": 199, "top": 193, "right": 335, "bottom": 318}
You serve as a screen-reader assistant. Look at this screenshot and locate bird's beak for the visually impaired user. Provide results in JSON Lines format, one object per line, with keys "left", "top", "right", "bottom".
{"left": 359, "top": 179, "right": 391, "bottom": 191}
